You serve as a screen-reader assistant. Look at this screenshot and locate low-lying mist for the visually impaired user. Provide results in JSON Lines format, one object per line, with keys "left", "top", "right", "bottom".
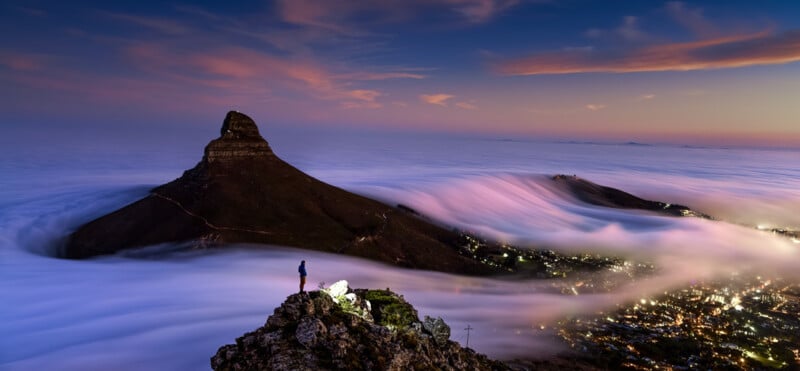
{"left": 3, "top": 137, "right": 799, "bottom": 370}
{"left": 4, "top": 175, "right": 798, "bottom": 370}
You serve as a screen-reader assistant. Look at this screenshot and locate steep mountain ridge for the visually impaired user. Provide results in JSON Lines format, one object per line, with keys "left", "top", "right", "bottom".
{"left": 64, "top": 111, "right": 495, "bottom": 274}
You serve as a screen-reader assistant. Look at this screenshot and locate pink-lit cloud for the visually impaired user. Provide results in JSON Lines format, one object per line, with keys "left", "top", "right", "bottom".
{"left": 497, "top": 30, "right": 800, "bottom": 75}
{"left": 91, "top": 9, "right": 429, "bottom": 113}
{"left": 0, "top": 52, "right": 47, "bottom": 71}
{"left": 456, "top": 101, "right": 477, "bottom": 110}
{"left": 342, "top": 90, "right": 383, "bottom": 109}
{"left": 2, "top": 36, "right": 410, "bottom": 118}
{"left": 585, "top": 104, "right": 606, "bottom": 111}
{"left": 444, "top": 0, "right": 521, "bottom": 24}
{"left": 334, "top": 71, "right": 427, "bottom": 81}
{"left": 348, "top": 89, "right": 381, "bottom": 101}
{"left": 131, "top": 44, "right": 396, "bottom": 108}
{"left": 278, "top": 0, "right": 362, "bottom": 35}
{"left": 2, "top": 0, "right": 450, "bottom": 125}
{"left": 420, "top": 93, "right": 455, "bottom": 106}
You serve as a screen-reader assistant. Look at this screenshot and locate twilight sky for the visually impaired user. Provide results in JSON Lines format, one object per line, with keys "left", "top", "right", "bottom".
{"left": 2, "top": 0, "right": 800, "bottom": 147}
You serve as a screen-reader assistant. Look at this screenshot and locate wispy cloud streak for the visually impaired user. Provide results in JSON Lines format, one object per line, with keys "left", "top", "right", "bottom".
{"left": 665, "top": 1, "right": 719, "bottom": 37}
{"left": 445, "top": 0, "right": 520, "bottom": 24}
{"left": 420, "top": 93, "right": 455, "bottom": 106}
{"left": 128, "top": 44, "right": 393, "bottom": 108}
{"left": 585, "top": 104, "right": 606, "bottom": 111}
{"left": 102, "top": 11, "right": 191, "bottom": 35}
{"left": 3, "top": 6, "right": 432, "bottom": 114}
{"left": 585, "top": 16, "right": 650, "bottom": 42}
{"left": 0, "top": 52, "right": 48, "bottom": 71}
{"left": 277, "top": 0, "right": 520, "bottom": 35}
{"left": 455, "top": 101, "right": 477, "bottom": 110}
{"left": 498, "top": 30, "right": 800, "bottom": 75}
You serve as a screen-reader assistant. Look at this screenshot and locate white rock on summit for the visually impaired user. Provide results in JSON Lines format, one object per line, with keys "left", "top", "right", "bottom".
{"left": 327, "top": 280, "right": 349, "bottom": 303}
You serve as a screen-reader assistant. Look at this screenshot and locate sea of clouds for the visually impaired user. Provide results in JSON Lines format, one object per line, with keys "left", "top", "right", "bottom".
{"left": 2, "top": 132, "right": 798, "bottom": 369}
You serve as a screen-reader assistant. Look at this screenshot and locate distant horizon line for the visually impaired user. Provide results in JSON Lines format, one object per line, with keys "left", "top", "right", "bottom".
{"left": 2, "top": 117, "right": 798, "bottom": 152}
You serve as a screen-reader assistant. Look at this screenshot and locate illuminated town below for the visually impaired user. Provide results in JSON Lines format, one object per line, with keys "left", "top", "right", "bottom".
{"left": 557, "top": 274, "right": 800, "bottom": 369}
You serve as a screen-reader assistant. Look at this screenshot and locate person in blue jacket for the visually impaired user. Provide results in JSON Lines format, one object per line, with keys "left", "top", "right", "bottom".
{"left": 298, "top": 260, "right": 307, "bottom": 293}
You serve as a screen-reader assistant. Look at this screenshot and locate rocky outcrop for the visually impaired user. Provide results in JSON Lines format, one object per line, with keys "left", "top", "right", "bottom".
{"left": 550, "top": 174, "right": 710, "bottom": 218}
{"left": 211, "top": 282, "right": 510, "bottom": 371}
{"left": 422, "top": 316, "right": 451, "bottom": 347}
{"left": 202, "top": 111, "right": 275, "bottom": 162}
{"left": 63, "top": 111, "right": 497, "bottom": 275}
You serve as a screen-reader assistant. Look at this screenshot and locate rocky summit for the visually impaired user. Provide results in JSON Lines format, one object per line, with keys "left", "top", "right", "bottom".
{"left": 211, "top": 281, "right": 510, "bottom": 371}
{"left": 63, "top": 111, "right": 496, "bottom": 275}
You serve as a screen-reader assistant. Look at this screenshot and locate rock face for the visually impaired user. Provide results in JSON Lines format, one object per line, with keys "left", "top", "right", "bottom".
{"left": 422, "top": 316, "right": 451, "bottom": 347}
{"left": 63, "top": 111, "right": 496, "bottom": 275}
{"left": 204, "top": 111, "right": 274, "bottom": 162}
{"left": 211, "top": 285, "right": 510, "bottom": 371}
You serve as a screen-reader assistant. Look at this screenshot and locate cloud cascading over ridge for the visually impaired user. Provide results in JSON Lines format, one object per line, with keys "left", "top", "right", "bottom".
{"left": 497, "top": 30, "right": 800, "bottom": 75}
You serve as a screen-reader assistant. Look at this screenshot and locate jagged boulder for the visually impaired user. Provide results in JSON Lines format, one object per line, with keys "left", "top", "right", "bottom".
{"left": 211, "top": 286, "right": 510, "bottom": 371}
{"left": 423, "top": 315, "right": 451, "bottom": 346}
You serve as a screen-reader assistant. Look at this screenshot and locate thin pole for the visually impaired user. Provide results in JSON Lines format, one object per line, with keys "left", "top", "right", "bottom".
{"left": 464, "top": 324, "right": 473, "bottom": 348}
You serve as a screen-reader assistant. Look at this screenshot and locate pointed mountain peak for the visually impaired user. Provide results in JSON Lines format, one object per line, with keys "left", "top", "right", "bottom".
{"left": 203, "top": 111, "right": 273, "bottom": 163}
{"left": 64, "top": 111, "right": 497, "bottom": 275}
{"left": 220, "top": 111, "right": 262, "bottom": 140}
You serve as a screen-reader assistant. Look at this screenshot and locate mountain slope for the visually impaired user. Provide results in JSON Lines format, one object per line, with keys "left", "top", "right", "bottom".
{"left": 64, "top": 111, "right": 495, "bottom": 274}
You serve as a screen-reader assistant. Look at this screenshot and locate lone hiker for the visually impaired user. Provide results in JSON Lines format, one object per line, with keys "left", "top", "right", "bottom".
{"left": 298, "top": 260, "right": 307, "bottom": 293}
